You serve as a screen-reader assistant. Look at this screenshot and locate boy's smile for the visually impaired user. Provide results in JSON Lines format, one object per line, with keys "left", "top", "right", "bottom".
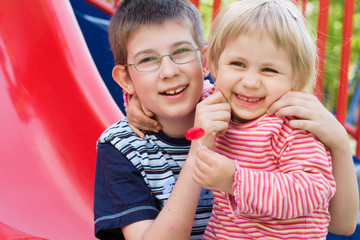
{"left": 123, "top": 20, "right": 205, "bottom": 136}
{"left": 160, "top": 85, "right": 188, "bottom": 96}
{"left": 213, "top": 32, "right": 294, "bottom": 124}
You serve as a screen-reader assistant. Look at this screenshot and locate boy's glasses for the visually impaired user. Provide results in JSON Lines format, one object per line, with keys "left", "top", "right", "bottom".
{"left": 125, "top": 45, "right": 200, "bottom": 72}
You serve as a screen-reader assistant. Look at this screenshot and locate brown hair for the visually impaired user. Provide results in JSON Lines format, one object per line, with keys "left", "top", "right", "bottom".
{"left": 108, "top": 0, "right": 205, "bottom": 65}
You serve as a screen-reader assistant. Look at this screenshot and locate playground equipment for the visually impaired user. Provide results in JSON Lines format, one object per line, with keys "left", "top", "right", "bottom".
{"left": 0, "top": 0, "right": 122, "bottom": 239}
{"left": 0, "top": 0, "right": 358, "bottom": 239}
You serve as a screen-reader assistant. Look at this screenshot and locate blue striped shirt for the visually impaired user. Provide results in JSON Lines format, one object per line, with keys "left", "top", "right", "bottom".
{"left": 94, "top": 118, "right": 213, "bottom": 239}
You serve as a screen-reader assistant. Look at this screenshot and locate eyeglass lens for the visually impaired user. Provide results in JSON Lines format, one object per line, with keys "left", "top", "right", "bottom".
{"left": 134, "top": 46, "right": 197, "bottom": 72}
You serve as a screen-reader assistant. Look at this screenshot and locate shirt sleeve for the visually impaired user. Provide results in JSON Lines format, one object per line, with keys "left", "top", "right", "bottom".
{"left": 122, "top": 89, "right": 131, "bottom": 110}
{"left": 229, "top": 131, "right": 336, "bottom": 220}
{"left": 200, "top": 80, "right": 215, "bottom": 101}
{"left": 94, "top": 142, "right": 159, "bottom": 239}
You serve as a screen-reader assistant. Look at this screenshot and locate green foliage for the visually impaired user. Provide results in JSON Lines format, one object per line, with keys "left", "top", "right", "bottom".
{"left": 199, "top": 0, "right": 360, "bottom": 115}
{"left": 306, "top": 0, "right": 360, "bottom": 113}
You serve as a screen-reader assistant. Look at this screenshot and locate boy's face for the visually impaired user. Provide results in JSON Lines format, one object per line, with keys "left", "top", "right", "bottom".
{"left": 212, "top": 32, "right": 293, "bottom": 124}
{"left": 122, "top": 21, "right": 205, "bottom": 124}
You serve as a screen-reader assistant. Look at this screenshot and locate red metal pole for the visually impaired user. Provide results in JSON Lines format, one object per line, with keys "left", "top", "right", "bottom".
{"left": 190, "top": 0, "right": 200, "bottom": 9}
{"left": 337, "top": 0, "right": 355, "bottom": 125}
{"left": 85, "top": 0, "right": 115, "bottom": 15}
{"left": 114, "top": 0, "right": 120, "bottom": 8}
{"left": 212, "top": 0, "right": 221, "bottom": 20}
{"left": 301, "top": 0, "right": 307, "bottom": 16}
{"left": 314, "top": 0, "right": 330, "bottom": 101}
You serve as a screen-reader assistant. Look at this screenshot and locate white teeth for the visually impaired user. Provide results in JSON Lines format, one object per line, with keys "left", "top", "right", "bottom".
{"left": 164, "top": 86, "right": 186, "bottom": 95}
{"left": 237, "top": 95, "right": 261, "bottom": 102}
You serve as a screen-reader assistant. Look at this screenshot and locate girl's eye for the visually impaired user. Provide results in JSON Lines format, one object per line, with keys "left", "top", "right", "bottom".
{"left": 263, "top": 68, "right": 278, "bottom": 73}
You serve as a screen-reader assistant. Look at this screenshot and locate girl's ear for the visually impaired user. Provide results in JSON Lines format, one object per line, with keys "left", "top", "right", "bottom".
{"left": 200, "top": 44, "right": 210, "bottom": 78}
{"left": 112, "top": 65, "right": 135, "bottom": 95}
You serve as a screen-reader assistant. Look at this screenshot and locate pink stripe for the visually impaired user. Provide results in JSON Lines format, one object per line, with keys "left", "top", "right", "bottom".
{"left": 206, "top": 116, "right": 335, "bottom": 239}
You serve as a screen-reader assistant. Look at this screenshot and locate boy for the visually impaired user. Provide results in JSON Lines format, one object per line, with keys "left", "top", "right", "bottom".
{"left": 93, "top": 0, "right": 214, "bottom": 239}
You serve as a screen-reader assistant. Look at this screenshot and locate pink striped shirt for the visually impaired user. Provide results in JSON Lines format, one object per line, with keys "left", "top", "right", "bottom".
{"left": 204, "top": 115, "right": 336, "bottom": 240}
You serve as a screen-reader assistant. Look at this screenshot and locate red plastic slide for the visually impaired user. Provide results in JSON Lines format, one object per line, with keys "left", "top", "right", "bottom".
{"left": 0, "top": 0, "right": 124, "bottom": 239}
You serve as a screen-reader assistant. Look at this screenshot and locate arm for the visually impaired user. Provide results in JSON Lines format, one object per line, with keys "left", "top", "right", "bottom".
{"left": 196, "top": 131, "right": 336, "bottom": 220}
{"left": 192, "top": 91, "right": 231, "bottom": 150}
{"left": 191, "top": 91, "right": 234, "bottom": 191}
{"left": 95, "top": 142, "right": 203, "bottom": 240}
{"left": 123, "top": 146, "right": 202, "bottom": 240}
{"left": 125, "top": 94, "right": 161, "bottom": 138}
{"left": 94, "top": 143, "right": 159, "bottom": 239}
{"left": 268, "top": 91, "right": 359, "bottom": 235}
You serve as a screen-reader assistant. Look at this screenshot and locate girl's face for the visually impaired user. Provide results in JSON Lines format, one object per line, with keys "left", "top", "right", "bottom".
{"left": 212, "top": 32, "right": 294, "bottom": 124}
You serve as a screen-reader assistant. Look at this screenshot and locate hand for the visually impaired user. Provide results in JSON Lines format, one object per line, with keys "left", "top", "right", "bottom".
{"left": 193, "top": 147, "right": 235, "bottom": 194}
{"left": 267, "top": 91, "right": 348, "bottom": 150}
{"left": 194, "top": 91, "right": 231, "bottom": 150}
{"left": 126, "top": 94, "right": 162, "bottom": 138}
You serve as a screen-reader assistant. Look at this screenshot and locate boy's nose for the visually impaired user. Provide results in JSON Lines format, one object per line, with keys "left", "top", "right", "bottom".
{"left": 159, "top": 56, "right": 180, "bottom": 79}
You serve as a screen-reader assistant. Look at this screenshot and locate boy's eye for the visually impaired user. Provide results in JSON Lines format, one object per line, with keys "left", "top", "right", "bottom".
{"left": 230, "top": 61, "right": 245, "bottom": 68}
{"left": 263, "top": 67, "right": 278, "bottom": 73}
{"left": 137, "top": 55, "right": 158, "bottom": 65}
{"left": 172, "top": 46, "right": 191, "bottom": 55}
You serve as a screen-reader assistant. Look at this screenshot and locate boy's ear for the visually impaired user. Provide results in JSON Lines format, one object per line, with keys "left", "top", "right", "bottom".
{"left": 200, "top": 45, "right": 210, "bottom": 78}
{"left": 112, "top": 65, "right": 135, "bottom": 95}
{"left": 209, "top": 63, "right": 217, "bottom": 79}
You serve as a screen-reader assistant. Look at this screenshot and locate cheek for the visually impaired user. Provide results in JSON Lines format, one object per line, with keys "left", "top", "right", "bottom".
{"left": 266, "top": 80, "right": 292, "bottom": 100}
{"left": 213, "top": 72, "right": 232, "bottom": 91}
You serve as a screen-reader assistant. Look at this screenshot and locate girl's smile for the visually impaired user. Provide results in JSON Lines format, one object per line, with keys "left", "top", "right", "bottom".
{"left": 213, "top": 32, "right": 294, "bottom": 124}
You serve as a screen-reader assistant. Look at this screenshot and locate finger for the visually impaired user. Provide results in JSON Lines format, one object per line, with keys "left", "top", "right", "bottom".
{"left": 213, "top": 89, "right": 229, "bottom": 103}
{"left": 202, "top": 90, "right": 228, "bottom": 105}
{"left": 129, "top": 123, "right": 145, "bottom": 139}
{"left": 198, "top": 102, "right": 231, "bottom": 113}
{"left": 193, "top": 169, "right": 206, "bottom": 187}
{"left": 196, "top": 102, "right": 231, "bottom": 121}
{"left": 203, "top": 120, "right": 229, "bottom": 136}
{"left": 195, "top": 149, "right": 214, "bottom": 170}
{"left": 274, "top": 106, "right": 311, "bottom": 119}
{"left": 287, "top": 119, "right": 315, "bottom": 131}
{"left": 197, "top": 148, "right": 218, "bottom": 167}
{"left": 141, "top": 104, "right": 155, "bottom": 118}
{"left": 129, "top": 106, "right": 161, "bottom": 131}
{"left": 267, "top": 91, "right": 316, "bottom": 116}
{"left": 280, "top": 91, "right": 315, "bottom": 101}
{"left": 193, "top": 159, "right": 209, "bottom": 187}
{"left": 197, "top": 108, "right": 231, "bottom": 123}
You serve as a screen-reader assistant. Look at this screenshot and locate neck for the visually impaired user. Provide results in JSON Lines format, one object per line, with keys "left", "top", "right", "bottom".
{"left": 156, "top": 112, "right": 195, "bottom": 139}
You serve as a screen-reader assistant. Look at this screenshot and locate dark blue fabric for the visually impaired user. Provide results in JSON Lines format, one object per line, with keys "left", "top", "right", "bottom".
{"left": 94, "top": 143, "right": 159, "bottom": 239}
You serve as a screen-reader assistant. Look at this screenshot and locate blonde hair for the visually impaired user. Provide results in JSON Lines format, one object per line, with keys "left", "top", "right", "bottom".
{"left": 208, "top": 0, "right": 317, "bottom": 91}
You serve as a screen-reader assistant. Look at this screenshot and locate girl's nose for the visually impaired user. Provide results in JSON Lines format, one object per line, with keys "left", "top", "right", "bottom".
{"left": 241, "top": 71, "right": 260, "bottom": 88}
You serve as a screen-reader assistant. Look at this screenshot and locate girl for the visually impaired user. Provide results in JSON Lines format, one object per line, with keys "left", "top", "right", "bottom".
{"left": 192, "top": 0, "right": 344, "bottom": 239}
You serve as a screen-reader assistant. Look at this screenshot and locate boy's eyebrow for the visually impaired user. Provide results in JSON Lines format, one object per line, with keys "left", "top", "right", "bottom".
{"left": 132, "top": 41, "right": 196, "bottom": 59}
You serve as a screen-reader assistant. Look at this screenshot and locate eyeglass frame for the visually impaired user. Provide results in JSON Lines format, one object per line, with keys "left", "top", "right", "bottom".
{"left": 123, "top": 45, "right": 201, "bottom": 72}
